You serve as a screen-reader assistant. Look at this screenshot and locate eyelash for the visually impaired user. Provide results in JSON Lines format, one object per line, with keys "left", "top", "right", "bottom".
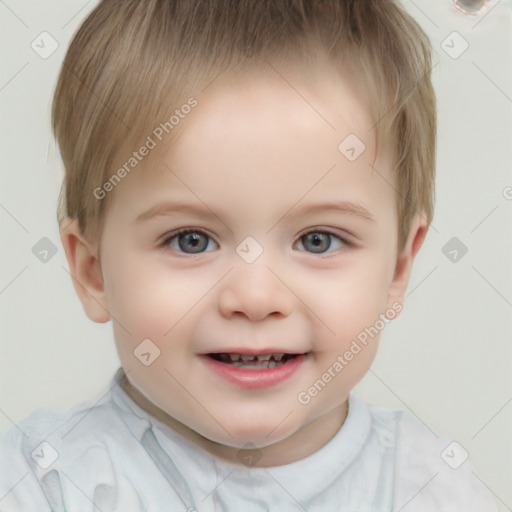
{"left": 160, "top": 228, "right": 354, "bottom": 256}
{"left": 296, "top": 228, "right": 354, "bottom": 254}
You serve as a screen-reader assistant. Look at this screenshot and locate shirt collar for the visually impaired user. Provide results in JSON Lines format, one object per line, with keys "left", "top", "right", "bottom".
{"left": 108, "top": 367, "right": 372, "bottom": 500}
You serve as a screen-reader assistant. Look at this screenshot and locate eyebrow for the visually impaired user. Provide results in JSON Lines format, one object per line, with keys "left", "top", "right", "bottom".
{"left": 286, "top": 201, "right": 375, "bottom": 223}
{"left": 136, "top": 201, "right": 216, "bottom": 223}
{"left": 135, "top": 200, "right": 375, "bottom": 223}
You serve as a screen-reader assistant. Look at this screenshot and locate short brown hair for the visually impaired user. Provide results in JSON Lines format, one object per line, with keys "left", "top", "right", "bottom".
{"left": 52, "top": 0, "right": 436, "bottom": 251}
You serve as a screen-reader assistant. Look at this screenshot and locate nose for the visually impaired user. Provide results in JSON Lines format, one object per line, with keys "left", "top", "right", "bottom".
{"left": 218, "top": 257, "right": 294, "bottom": 322}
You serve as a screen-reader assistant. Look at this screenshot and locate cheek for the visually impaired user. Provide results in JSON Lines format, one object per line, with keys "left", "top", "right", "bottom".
{"left": 308, "top": 254, "right": 394, "bottom": 332}
{"left": 106, "top": 255, "right": 214, "bottom": 340}
{"left": 306, "top": 262, "right": 390, "bottom": 401}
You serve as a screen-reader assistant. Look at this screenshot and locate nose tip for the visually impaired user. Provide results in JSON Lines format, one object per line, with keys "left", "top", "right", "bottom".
{"left": 232, "top": 302, "right": 285, "bottom": 322}
{"left": 218, "top": 263, "right": 293, "bottom": 322}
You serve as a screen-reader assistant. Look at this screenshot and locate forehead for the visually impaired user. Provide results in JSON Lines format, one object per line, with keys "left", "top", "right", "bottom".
{"left": 179, "top": 61, "right": 376, "bottom": 162}
{"left": 107, "top": 61, "right": 396, "bottom": 230}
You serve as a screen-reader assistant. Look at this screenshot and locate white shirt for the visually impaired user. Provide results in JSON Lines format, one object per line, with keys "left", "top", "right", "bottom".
{"left": 0, "top": 368, "right": 497, "bottom": 511}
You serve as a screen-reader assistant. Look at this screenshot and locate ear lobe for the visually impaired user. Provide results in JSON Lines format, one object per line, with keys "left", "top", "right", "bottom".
{"left": 60, "top": 219, "right": 110, "bottom": 323}
{"left": 387, "top": 214, "right": 429, "bottom": 314}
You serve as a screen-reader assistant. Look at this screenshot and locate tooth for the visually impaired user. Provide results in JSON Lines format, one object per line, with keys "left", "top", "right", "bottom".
{"left": 268, "top": 361, "right": 277, "bottom": 369}
{"left": 228, "top": 353, "right": 241, "bottom": 361}
{"left": 256, "top": 354, "right": 272, "bottom": 361}
{"left": 240, "top": 355, "right": 256, "bottom": 362}
{"left": 272, "top": 353, "right": 284, "bottom": 361}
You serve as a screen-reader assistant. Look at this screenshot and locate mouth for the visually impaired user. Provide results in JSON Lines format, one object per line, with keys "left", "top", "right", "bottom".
{"left": 206, "top": 352, "right": 302, "bottom": 369}
{"left": 202, "top": 350, "right": 308, "bottom": 389}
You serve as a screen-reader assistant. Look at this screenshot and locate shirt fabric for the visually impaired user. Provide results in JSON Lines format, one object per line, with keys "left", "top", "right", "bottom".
{"left": 0, "top": 367, "right": 497, "bottom": 511}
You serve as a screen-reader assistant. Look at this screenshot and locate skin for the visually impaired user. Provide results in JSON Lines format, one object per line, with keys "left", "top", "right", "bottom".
{"left": 61, "top": 61, "right": 427, "bottom": 468}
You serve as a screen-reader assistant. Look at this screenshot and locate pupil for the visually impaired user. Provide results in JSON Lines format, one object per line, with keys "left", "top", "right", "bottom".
{"left": 188, "top": 234, "right": 199, "bottom": 246}
{"left": 179, "top": 232, "right": 207, "bottom": 253}
{"left": 305, "top": 233, "right": 330, "bottom": 253}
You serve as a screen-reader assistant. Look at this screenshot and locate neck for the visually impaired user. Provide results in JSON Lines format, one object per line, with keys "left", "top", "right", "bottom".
{"left": 119, "top": 371, "right": 348, "bottom": 467}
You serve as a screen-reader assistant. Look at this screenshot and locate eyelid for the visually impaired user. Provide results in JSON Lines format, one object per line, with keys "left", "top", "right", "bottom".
{"left": 295, "top": 227, "right": 355, "bottom": 246}
{"left": 161, "top": 227, "right": 215, "bottom": 241}
{"left": 293, "top": 229, "right": 357, "bottom": 259}
{"left": 159, "top": 226, "right": 356, "bottom": 255}
{"left": 160, "top": 228, "right": 219, "bottom": 252}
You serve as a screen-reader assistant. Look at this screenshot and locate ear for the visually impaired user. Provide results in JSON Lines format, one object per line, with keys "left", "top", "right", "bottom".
{"left": 387, "top": 214, "right": 428, "bottom": 315}
{"left": 60, "top": 219, "right": 110, "bottom": 323}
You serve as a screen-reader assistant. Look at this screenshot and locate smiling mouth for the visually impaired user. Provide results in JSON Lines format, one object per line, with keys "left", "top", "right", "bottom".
{"left": 207, "top": 353, "right": 302, "bottom": 369}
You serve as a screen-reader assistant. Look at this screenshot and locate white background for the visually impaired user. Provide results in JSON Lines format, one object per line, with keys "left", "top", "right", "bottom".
{"left": 1, "top": 0, "right": 511, "bottom": 509}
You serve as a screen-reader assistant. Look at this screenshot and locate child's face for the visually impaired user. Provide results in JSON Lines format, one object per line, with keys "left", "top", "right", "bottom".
{"left": 77, "top": 64, "right": 424, "bottom": 464}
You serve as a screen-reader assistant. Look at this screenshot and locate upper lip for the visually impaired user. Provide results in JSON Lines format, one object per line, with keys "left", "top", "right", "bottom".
{"left": 202, "top": 348, "right": 307, "bottom": 355}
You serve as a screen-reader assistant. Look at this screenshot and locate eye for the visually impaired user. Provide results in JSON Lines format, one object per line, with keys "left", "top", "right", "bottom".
{"left": 162, "top": 229, "right": 218, "bottom": 254}
{"left": 295, "top": 230, "right": 350, "bottom": 254}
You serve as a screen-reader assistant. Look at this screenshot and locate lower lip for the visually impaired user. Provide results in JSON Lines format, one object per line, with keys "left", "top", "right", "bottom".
{"left": 202, "top": 354, "right": 307, "bottom": 390}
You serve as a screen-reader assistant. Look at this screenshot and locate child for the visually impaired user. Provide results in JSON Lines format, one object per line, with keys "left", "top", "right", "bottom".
{"left": 0, "top": 0, "right": 498, "bottom": 510}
